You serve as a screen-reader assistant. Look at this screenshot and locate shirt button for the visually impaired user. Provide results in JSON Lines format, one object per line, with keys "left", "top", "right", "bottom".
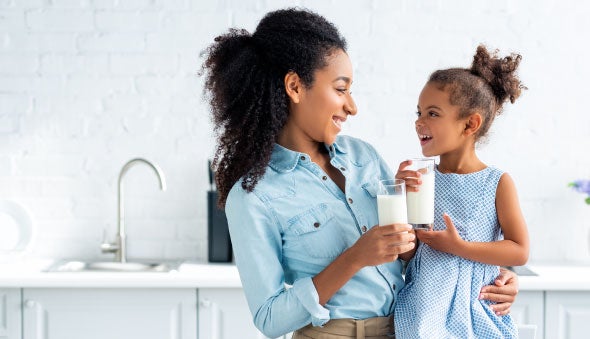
{"left": 300, "top": 156, "right": 306, "bottom": 161}
{"left": 393, "top": 284, "right": 396, "bottom": 290}
{"left": 313, "top": 222, "right": 320, "bottom": 228}
{"left": 322, "top": 176, "right": 327, "bottom": 180}
{"left": 361, "top": 225, "right": 367, "bottom": 233}
{"left": 348, "top": 197, "right": 353, "bottom": 204}
{"left": 340, "top": 167, "right": 346, "bottom": 171}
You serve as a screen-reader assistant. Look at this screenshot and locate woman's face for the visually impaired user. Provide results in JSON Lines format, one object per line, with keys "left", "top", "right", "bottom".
{"left": 284, "top": 49, "right": 357, "bottom": 147}
{"left": 415, "top": 82, "right": 467, "bottom": 157}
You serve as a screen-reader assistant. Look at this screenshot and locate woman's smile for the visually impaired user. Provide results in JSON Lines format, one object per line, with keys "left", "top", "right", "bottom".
{"left": 332, "top": 114, "right": 347, "bottom": 130}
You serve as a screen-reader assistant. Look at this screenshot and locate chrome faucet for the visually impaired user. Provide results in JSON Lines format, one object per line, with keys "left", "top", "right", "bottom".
{"left": 101, "top": 158, "right": 167, "bottom": 263}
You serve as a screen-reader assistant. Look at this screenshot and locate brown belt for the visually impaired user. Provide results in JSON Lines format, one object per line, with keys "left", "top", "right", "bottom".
{"left": 292, "top": 315, "right": 395, "bottom": 339}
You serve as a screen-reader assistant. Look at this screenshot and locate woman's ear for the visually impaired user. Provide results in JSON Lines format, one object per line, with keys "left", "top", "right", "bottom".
{"left": 284, "top": 71, "right": 302, "bottom": 104}
{"left": 464, "top": 113, "right": 483, "bottom": 136}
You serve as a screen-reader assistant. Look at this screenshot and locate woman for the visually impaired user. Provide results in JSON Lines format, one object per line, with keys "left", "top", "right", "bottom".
{"left": 200, "top": 8, "right": 519, "bottom": 338}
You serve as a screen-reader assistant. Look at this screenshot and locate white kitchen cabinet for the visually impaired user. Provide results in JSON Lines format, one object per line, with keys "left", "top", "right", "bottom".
{"left": 198, "top": 288, "right": 281, "bottom": 339}
{"left": 511, "top": 291, "right": 544, "bottom": 338}
{"left": 545, "top": 291, "right": 590, "bottom": 339}
{"left": 0, "top": 289, "right": 21, "bottom": 339}
{"left": 22, "top": 288, "right": 196, "bottom": 339}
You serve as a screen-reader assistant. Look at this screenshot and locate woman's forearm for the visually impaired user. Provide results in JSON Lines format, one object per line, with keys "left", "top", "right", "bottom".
{"left": 313, "top": 224, "right": 415, "bottom": 304}
{"left": 312, "top": 247, "right": 363, "bottom": 305}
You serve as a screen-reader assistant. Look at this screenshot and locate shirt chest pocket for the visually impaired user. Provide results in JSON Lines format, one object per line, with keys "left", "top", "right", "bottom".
{"left": 361, "top": 181, "right": 379, "bottom": 198}
{"left": 284, "top": 203, "right": 345, "bottom": 259}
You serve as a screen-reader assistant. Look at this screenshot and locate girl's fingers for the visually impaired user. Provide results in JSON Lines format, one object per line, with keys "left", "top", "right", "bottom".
{"left": 401, "top": 175, "right": 422, "bottom": 193}
{"left": 395, "top": 170, "right": 422, "bottom": 180}
{"left": 415, "top": 229, "right": 435, "bottom": 241}
{"left": 442, "top": 213, "right": 457, "bottom": 233}
{"left": 396, "top": 159, "right": 413, "bottom": 172}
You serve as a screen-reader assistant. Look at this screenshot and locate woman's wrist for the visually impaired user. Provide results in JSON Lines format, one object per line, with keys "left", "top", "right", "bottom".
{"left": 341, "top": 246, "right": 364, "bottom": 273}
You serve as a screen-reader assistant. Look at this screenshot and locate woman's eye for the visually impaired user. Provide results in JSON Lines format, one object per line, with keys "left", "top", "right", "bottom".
{"left": 336, "top": 88, "right": 352, "bottom": 95}
{"left": 416, "top": 111, "right": 421, "bottom": 117}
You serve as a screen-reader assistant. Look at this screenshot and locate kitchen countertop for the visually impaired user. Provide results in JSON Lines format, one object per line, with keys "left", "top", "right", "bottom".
{"left": 1, "top": 260, "right": 589, "bottom": 290}
{"left": 516, "top": 264, "right": 590, "bottom": 291}
{"left": 0, "top": 260, "right": 242, "bottom": 288}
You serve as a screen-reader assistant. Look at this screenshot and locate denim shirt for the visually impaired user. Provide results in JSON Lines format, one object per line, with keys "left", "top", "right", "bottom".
{"left": 225, "top": 135, "right": 406, "bottom": 338}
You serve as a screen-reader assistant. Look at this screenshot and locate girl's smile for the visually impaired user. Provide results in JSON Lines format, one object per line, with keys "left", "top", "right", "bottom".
{"left": 418, "top": 132, "right": 433, "bottom": 146}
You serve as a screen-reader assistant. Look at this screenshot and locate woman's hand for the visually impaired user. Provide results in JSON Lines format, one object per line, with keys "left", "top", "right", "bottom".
{"left": 415, "top": 213, "right": 463, "bottom": 255}
{"left": 313, "top": 224, "right": 415, "bottom": 305}
{"left": 348, "top": 224, "right": 415, "bottom": 268}
{"left": 395, "top": 159, "right": 422, "bottom": 193}
{"left": 479, "top": 268, "right": 519, "bottom": 315}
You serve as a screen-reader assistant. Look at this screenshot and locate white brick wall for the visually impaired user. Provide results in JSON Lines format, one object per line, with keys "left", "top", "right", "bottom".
{"left": 0, "top": 0, "right": 589, "bottom": 264}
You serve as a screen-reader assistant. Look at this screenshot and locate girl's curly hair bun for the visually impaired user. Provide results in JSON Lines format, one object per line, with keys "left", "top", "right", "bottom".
{"left": 471, "top": 45, "right": 526, "bottom": 108}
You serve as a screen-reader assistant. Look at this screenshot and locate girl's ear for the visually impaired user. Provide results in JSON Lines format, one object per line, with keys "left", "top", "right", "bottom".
{"left": 284, "top": 71, "right": 302, "bottom": 103}
{"left": 464, "top": 113, "right": 483, "bottom": 136}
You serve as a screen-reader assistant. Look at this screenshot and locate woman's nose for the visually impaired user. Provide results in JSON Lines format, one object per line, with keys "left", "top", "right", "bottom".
{"left": 345, "top": 95, "right": 357, "bottom": 116}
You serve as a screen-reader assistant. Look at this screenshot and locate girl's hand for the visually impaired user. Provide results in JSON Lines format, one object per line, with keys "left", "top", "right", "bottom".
{"left": 479, "top": 268, "right": 519, "bottom": 315}
{"left": 416, "top": 213, "right": 463, "bottom": 255}
{"left": 395, "top": 159, "right": 422, "bottom": 193}
{"left": 348, "top": 224, "right": 415, "bottom": 268}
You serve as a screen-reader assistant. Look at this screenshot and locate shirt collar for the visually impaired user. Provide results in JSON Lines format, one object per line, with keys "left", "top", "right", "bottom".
{"left": 269, "top": 138, "right": 348, "bottom": 173}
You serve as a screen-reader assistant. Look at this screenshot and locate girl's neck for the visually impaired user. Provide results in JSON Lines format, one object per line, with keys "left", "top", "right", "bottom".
{"left": 437, "top": 153, "right": 486, "bottom": 174}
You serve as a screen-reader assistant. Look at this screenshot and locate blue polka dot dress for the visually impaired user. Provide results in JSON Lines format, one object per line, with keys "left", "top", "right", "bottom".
{"left": 394, "top": 167, "right": 518, "bottom": 338}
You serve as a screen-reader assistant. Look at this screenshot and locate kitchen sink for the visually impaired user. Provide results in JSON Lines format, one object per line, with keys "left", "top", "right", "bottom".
{"left": 47, "top": 260, "right": 181, "bottom": 273}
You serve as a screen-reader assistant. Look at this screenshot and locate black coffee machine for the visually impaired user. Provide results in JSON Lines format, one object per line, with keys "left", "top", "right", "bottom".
{"left": 207, "top": 160, "right": 233, "bottom": 262}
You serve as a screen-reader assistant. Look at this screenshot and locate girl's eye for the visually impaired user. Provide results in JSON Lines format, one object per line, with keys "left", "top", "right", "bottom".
{"left": 416, "top": 111, "right": 421, "bottom": 117}
{"left": 337, "top": 88, "right": 351, "bottom": 95}
{"left": 429, "top": 111, "right": 438, "bottom": 117}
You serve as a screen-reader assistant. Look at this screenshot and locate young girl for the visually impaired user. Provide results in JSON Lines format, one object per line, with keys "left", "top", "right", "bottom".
{"left": 394, "top": 45, "right": 529, "bottom": 338}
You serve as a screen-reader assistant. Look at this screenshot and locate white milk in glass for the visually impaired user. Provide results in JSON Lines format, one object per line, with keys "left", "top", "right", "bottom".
{"left": 407, "top": 170, "right": 435, "bottom": 229}
{"left": 377, "top": 194, "right": 408, "bottom": 226}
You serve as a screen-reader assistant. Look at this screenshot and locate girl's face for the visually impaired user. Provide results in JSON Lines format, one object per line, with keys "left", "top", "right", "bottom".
{"left": 416, "top": 82, "right": 469, "bottom": 157}
{"left": 284, "top": 49, "right": 357, "bottom": 147}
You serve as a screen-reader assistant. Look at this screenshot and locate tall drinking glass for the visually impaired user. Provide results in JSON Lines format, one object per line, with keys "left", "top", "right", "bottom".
{"left": 406, "top": 158, "right": 435, "bottom": 230}
{"left": 377, "top": 179, "right": 408, "bottom": 226}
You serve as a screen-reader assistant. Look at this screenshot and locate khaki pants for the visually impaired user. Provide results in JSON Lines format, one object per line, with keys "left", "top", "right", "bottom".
{"left": 292, "top": 316, "right": 394, "bottom": 339}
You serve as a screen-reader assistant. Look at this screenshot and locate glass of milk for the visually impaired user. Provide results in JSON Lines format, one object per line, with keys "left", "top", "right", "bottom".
{"left": 406, "top": 158, "right": 435, "bottom": 230}
{"left": 377, "top": 179, "right": 408, "bottom": 226}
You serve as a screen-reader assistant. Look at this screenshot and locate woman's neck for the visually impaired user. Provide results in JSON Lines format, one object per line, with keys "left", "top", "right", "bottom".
{"left": 277, "top": 130, "right": 328, "bottom": 163}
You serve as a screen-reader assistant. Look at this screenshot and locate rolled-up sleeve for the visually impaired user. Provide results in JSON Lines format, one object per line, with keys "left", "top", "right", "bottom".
{"left": 292, "top": 277, "right": 330, "bottom": 326}
{"left": 226, "top": 184, "right": 329, "bottom": 338}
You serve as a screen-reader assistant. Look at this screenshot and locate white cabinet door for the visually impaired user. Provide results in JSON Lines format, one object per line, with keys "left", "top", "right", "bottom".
{"left": 511, "top": 291, "right": 544, "bottom": 339}
{"left": 198, "top": 288, "right": 273, "bottom": 339}
{"left": 0, "top": 289, "right": 21, "bottom": 339}
{"left": 546, "top": 291, "right": 590, "bottom": 339}
{"left": 23, "top": 288, "right": 196, "bottom": 339}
